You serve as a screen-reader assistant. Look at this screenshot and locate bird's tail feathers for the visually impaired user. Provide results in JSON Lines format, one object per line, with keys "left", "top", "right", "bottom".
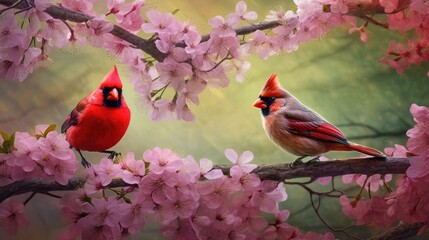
{"left": 347, "top": 142, "right": 386, "bottom": 158}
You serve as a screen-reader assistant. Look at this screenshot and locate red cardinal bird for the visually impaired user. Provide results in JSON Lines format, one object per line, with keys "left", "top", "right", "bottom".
{"left": 61, "top": 66, "right": 131, "bottom": 167}
{"left": 253, "top": 74, "right": 385, "bottom": 165}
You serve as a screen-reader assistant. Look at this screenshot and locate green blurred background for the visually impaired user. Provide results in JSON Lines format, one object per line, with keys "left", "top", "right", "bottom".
{"left": 1, "top": 0, "right": 428, "bottom": 239}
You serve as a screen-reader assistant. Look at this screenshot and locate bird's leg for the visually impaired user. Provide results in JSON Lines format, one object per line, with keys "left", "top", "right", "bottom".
{"left": 306, "top": 155, "right": 321, "bottom": 165}
{"left": 289, "top": 156, "right": 307, "bottom": 169}
{"left": 100, "top": 150, "right": 121, "bottom": 160}
{"left": 77, "top": 150, "right": 91, "bottom": 168}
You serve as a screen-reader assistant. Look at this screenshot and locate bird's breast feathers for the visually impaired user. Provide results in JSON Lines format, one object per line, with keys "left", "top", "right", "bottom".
{"left": 66, "top": 103, "right": 131, "bottom": 151}
{"left": 263, "top": 113, "right": 328, "bottom": 156}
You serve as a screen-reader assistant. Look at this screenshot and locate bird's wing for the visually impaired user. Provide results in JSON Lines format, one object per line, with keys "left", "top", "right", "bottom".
{"left": 61, "top": 94, "right": 92, "bottom": 133}
{"left": 284, "top": 110, "right": 348, "bottom": 145}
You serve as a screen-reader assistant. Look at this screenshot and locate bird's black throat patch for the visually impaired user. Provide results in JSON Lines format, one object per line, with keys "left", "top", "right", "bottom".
{"left": 102, "top": 87, "right": 122, "bottom": 108}
{"left": 259, "top": 96, "right": 275, "bottom": 117}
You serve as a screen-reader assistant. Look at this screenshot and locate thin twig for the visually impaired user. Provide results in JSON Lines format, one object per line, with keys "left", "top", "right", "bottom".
{"left": 23, "top": 192, "right": 36, "bottom": 205}
{"left": 359, "top": 15, "right": 388, "bottom": 29}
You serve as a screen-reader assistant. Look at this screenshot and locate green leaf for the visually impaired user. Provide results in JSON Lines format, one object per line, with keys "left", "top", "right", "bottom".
{"left": 9, "top": 132, "right": 15, "bottom": 146}
{"left": 0, "top": 131, "right": 15, "bottom": 153}
{"left": 2, "top": 139, "right": 12, "bottom": 153}
{"left": 0, "top": 130, "right": 9, "bottom": 141}
{"left": 43, "top": 124, "right": 57, "bottom": 138}
{"left": 171, "top": 9, "right": 180, "bottom": 15}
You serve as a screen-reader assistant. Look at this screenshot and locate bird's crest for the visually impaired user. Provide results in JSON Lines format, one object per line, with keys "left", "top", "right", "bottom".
{"left": 261, "top": 74, "right": 287, "bottom": 98}
{"left": 99, "top": 65, "right": 123, "bottom": 89}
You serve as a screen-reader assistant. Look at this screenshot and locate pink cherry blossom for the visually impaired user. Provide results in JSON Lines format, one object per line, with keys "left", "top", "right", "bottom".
{"left": 60, "top": 190, "right": 89, "bottom": 227}
{"left": 86, "top": 17, "right": 114, "bottom": 48}
{"left": 83, "top": 197, "right": 127, "bottom": 227}
{"left": 0, "top": 199, "right": 29, "bottom": 235}
{"left": 114, "top": 0, "right": 145, "bottom": 32}
{"left": 141, "top": 9, "right": 182, "bottom": 34}
{"left": 208, "top": 16, "right": 237, "bottom": 38}
{"left": 197, "top": 176, "right": 240, "bottom": 209}
{"left": 0, "top": 14, "right": 26, "bottom": 48}
{"left": 349, "top": 24, "right": 369, "bottom": 43}
{"left": 199, "top": 158, "right": 223, "bottom": 180}
{"left": 384, "top": 144, "right": 408, "bottom": 157}
{"left": 155, "top": 60, "right": 193, "bottom": 92}
{"left": 340, "top": 195, "right": 396, "bottom": 227}
{"left": 250, "top": 181, "right": 287, "bottom": 213}
{"left": 92, "top": 158, "right": 122, "bottom": 185}
{"left": 139, "top": 171, "right": 177, "bottom": 203}
{"left": 61, "top": 0, "right": 96, "bottom": 15}
{"left": 231, "top": 168, "right": 260, "bottom": 190}
{"left": 39, "top": 16, "right": 70, "bottom": 48}
{"left": 120, "top": 152, "right": 146, "bottom": 184}
{"left": 11, "top": 132, "right": 38, "bottom": 172}
{"left": 266, "top": 8, "right": 297, "bottom": 23}
{"left": 265, "top": 210, "right": 299, "bottom": 240}
{"left": 225, "top": 148, "right": 257, "bottom": 173}
{"left": 380, "top": 0, "right": 399, "bottom": 13}
{"left": 407, "top": 104, "right": 429, "bottom": 156}
{"left": 407, "top": 154, "right": 429, "bottom": 180}
{"left": 342, "top": 174, "right": 392, "bottom": 192}
{"left": 143, "top": 147, "right": 183, "bottom": 174}
{"left": 84, "top": 168, "right": 108, "bottom": 194}
{"left": 38, "top": 131, "right": 73, "bottom": 160}
{"left": 329, "top": 0, "right": 349, "bottom": 14}
{"left": 120, "top": 194, "right": 154, "bottom": 234}
{"left": 242, "top": 30, "right": 270, "bottom": 59}
{"left": 103, "top": 36, "right": 136, "bottom": 61}
{"left": 175, "top": 91, "right": 196, "bottom": 121}
{"left": 227, "top": 1, "right": 258, "bottom": 25}
{"left": 161, "top": 218, "right": 199, "bottom": 240}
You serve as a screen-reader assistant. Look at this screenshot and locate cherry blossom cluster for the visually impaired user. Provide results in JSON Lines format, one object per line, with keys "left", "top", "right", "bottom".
{"left": 0, "top": 124, "right": 78, "bottom": 187}
{"left": 379, "top": 1, "right": 429, "bottom": 74}
{"left": 2, "top": 0, "right": 427, "bottom": 121}
{"left": 339, "top": 104, "right": 429, "bottom": 232}
{"left": 56, "top": 148, "right": 334, "bottom": 240}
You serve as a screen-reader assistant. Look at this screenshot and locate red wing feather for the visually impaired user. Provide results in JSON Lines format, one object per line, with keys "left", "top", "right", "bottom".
{"left": 61, "top": 94, "right": 92, "bottom": 133}
{"left": 288, "top": 120, "right": 348, "bottom": 144}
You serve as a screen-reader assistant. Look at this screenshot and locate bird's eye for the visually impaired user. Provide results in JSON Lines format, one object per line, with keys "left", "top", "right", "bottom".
{"left": 270, "top": 97, "right": 275, "bottom": 101}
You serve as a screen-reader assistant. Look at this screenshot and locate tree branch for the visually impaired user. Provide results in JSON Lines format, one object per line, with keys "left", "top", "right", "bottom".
{"left": 0, "top": 0, "right": 165, "bottom": 61}
{"left": 0, "top": 0, "right": 412, "bottom": 62}
{"left": 368, "top": 222, "right": 427, "bottom": 240}
{"left": 0, "top": 157, "right": 409, "bottom": 203}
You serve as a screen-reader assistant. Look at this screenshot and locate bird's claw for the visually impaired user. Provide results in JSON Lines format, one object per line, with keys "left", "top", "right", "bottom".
{"left": 306, "top": 156, "right": 320, "bottom": 165}
{"left": 77, "top": 150, "right": 91, "bottom": 168}
{"left": 289, "top": 158, "right": 304, "bottom": 169}
{"left": 107, "top": 151, "right": 121, "bottom": 160}
{"left": 81, "top": 159, "right": 91, "bottom": 168}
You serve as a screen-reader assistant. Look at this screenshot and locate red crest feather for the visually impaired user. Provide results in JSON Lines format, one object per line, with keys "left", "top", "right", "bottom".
{"left": 261, "top": 74, "right": 287, "bottom": 98}
{"left": 99, "top": 65, "right": 123, "bottom": 89}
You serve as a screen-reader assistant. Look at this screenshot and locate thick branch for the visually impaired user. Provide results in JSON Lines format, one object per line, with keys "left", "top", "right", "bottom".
{"left": 368, "top": 222, "right": 426, "bottom": 240}
{"left": 0, "top": 157, "right": 409, "bottom": 202}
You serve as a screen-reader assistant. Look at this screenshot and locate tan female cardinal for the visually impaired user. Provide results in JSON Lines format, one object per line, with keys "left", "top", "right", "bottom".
{"left": 61, "top": 66, "right": 131, "bottom": 167}
{"left": 253, "top": 74, "right": 385, "bottom": 165}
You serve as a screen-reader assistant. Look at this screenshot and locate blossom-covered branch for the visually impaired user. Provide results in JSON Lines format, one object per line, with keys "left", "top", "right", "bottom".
{"left": 0, "top": 0, "right": 413, "bottom": 62}
{"left": 0, "top": 157, "right": 409, "bottom": 203}
{"left": 1, "top": 0, "right": 425, "bottom": 122}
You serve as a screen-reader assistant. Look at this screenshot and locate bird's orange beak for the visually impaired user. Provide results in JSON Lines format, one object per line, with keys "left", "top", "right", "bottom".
{"left": 253, "top": 99, "right": 266, "bottom": 109}
{"left": 107, "top": 88, "right": 119, "bottom": 101}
